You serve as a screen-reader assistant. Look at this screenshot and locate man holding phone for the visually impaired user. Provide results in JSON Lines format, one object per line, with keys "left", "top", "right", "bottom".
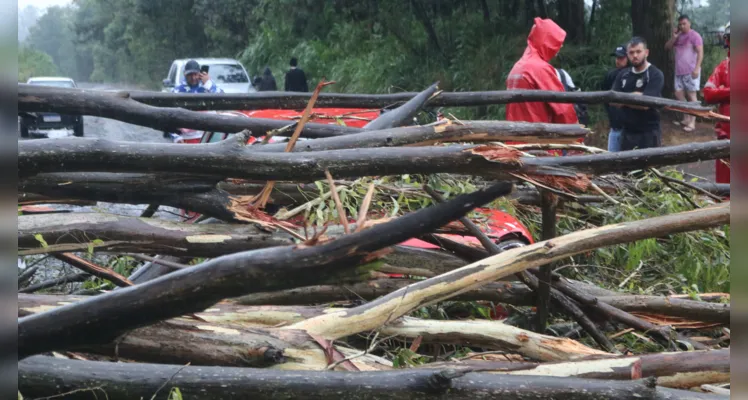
{"left": 172, "top": 59, "right": 222, "bottom": 93}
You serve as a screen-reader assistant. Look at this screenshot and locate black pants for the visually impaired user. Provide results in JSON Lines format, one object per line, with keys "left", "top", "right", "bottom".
{"left": 620, "top": 128, "right": 661, "bottom": 151}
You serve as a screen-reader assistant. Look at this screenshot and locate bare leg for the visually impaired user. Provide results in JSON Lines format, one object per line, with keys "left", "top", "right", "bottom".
{"left": 674, "top": 90, "right": 686, "bottom": 125}
{"left": 685, "top": 90, "right": 698, "bottom": 129}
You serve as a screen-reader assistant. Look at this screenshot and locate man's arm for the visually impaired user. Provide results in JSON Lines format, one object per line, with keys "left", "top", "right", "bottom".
{"left": 694, "top": 44, "right": 704, "bottom": 78}
{"left": 665, "top": 31, "right": 679, "bottom": 50}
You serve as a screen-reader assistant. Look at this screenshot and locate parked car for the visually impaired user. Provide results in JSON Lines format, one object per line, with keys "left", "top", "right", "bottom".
{"left": 19, "top": 77, "right": 84, "bottom": 138}
{"left": 161, "top": 58, "right": 256, "bottom": 93}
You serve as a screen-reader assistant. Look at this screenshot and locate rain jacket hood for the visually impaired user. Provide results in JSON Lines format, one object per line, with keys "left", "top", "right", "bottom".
{"left": 525, "top": 17, "right": 566, "bottom": 62}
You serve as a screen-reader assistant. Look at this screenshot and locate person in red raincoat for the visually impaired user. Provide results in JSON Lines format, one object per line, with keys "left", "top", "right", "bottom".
{"left": 702, "top": 25, "right": 730, "bottom": 184}
{"left": 506, "top": 18, "right": 578, "bottom": 125}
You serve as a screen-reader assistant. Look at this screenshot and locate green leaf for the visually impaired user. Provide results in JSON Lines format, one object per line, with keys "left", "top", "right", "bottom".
{"left": 33, "top": 234, "right": 48, "bottom": 248}
{"left": 168, "top": 387, "right": 183, "bottom": 400}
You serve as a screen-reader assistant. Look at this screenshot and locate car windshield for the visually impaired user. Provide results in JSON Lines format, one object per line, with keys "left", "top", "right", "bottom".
{"left": 28, "top": 80, "right": 75, "bottom": 88}
{"left": 205, "top": 64, "right": 248, "bottom": 83}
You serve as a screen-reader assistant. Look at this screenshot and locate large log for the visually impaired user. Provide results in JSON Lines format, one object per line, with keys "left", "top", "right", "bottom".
{"left": 423, "top": 348, "right": 730, "bottom": 390}
{"left": 597, "top": 295, "right": 729, "bottom": 325}
{"left": 125, "top": 88, "right": 717, "bottom": 115}
{"left": 18, "top": 212, "right": 296, "bottom": 257}
{"left": 286, "top": 203, "right": 730, "bottom": 340}
{"left": 17, "top": 134, "right": 729, "bottom": 182}
{"left": 18, "top": 83, "right": 358, "bottom": 138}
{"left": 18, "top": 294, "right": 604, "bottom": 363}
{"left": 17, "top": 182, "right": 514, "bottom": 359}
{"left": 18, "top": 356, "right": 724, "bottom": 400}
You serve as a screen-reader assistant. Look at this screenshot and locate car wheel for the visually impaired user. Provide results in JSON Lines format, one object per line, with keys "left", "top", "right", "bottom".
{"left": 494, "top": 239, "right": 527, "bottom": 253}
{"left": 73, "top": 120, "right": 84, "bottom": 137}
{"left": 19, "top": 121, "right": 29, "bottom": 138}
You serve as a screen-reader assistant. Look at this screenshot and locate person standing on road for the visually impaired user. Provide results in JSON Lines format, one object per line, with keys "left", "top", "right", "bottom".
{"left": 172, "top": 59, "right": 222, "bottom": 94}
{"left": 601, "top": 45, "right": 629, "bottom": 152}
{"left": 505, "top": 17, "right": 578, "bottom": 125}
{"left": 703, "top": 24, "right": 730, "bottom": 184}
{"left": 284, "top": 57, "right": 309, "bottom": 92}
{"left": 257, "top": 67, "right": 278, "bottom": 91}
{"left": 665, "top": 15, "right": 704, "bottom": 132}
{"left": 612, "top": 37, "right": 665, "bottom": 151}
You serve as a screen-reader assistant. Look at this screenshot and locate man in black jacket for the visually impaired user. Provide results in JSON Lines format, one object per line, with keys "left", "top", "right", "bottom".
{"left": 284, "top": 57, "right": 309, "bottom": 92}
{"left": 601, "top": 44, "right": 629, "bottom": 152}
{"left": 612, "top": 37, "right": 665, "bottom": 151}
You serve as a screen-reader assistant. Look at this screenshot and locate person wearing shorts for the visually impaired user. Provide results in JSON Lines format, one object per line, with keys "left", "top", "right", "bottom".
{"left": 666, "top": 15, "right": 704, "bottom": 132}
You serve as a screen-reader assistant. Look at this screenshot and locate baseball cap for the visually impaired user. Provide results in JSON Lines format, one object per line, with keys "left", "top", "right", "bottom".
{"left": 184, "top": 60, "right": 200, "bottom": 75}
{"left": 611, "top": 45, "right": 626, "bottom": 57}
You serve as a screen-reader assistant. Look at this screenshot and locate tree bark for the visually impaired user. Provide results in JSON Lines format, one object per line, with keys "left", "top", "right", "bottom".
{"left": 18, "top": 212, "right": 297, "bottom": 257}
{"left": 17, "top": 134, "right": 730, "bottom": 182}
{"left": 362, "top": 82, "right": 439, "bottom": 130}
{"left": 17, "top": 182, "right": 514, "bottom": 359}
{"left": 19, "top": 272, "right": 89, "bottom": 293}
{"left": 121, "top": 88, "right": 718, "bottom": 115}
{"left": 17, "top": 84, "right": 358, "bottom": 138}
{"left": 631, "top": 0, "right": 676, "bottom": 98}
{"left": 18, "top": 356, "right": 725, "bottom": 400}
{"left": 557, "top": 0, "right": 586, "bottom": 44}
{"left": 535, "top": 191, "right": 558, "bottom": 332}
{"left": 52, "top": 253, "right": 133, "bottom": 287}
{"left": 596, "top": 295, "right": 729, "bottom": 324}
{"left": 423, "top": 348, "right": 730, "bottom": 389}
{"left": 286, "top": 203, "right": 729, "bottom": 340}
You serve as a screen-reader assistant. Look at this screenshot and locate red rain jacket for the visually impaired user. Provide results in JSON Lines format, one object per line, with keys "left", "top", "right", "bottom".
{"left": 703, "top": 54, "right": 730, "bottom": 184}
{"left": 505, "top": 18, "right": 578, "bottom": 125}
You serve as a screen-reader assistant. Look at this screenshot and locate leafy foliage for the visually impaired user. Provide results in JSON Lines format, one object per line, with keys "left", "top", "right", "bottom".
{"left": 18, "top": 47, "right": 59, "bottom": 82}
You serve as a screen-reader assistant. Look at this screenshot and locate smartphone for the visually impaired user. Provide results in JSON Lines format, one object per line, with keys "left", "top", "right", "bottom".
{"left": 200, "top": 65, "right": 210, "bottom": 74}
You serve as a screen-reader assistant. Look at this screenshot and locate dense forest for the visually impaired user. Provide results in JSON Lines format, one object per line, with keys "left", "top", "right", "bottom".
{"left": 19, "top": 0, "right": 729, "bottom": 118}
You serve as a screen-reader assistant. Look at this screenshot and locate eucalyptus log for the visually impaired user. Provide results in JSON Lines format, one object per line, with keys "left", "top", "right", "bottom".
{"left": 16, "top": 294, "right": 388, "bottom": 370}
{"left": 424, "top": 348, "right": 730, "bottom": 389}
{"left": 18, "top": 83, "right": 357, "bottom": 138}
{"left": 286, "top": 203, "right": 729, "bottom": 340}
{"left": 17, "top": 182, "right": 514, "bottom": 359}
{"left": 126, "top": 88, "right": 717, "bottom": 115}
{"left": 235, "top": 278, "right": 535, "bottom": 306}
{"left": 597, "top": 295, "right": 729, "bottom": 324}
{"left": 254, "top": 120, "right": 591, "bottom": 153}
{"left": 17, "top": 134, "right": 730, "bottom": 182}
{"left": 362, "top": 83, "right": 438, "bottom": 130}
{"left": 18, "top": 356, "right": 724, "bottom": 400}
{"left": 18, "top": 212, "right": 296, "bottom": 257}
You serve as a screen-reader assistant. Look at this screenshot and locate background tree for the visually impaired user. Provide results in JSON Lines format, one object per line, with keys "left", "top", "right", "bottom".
{"left": 631, "top": 0, "right": 676, "bottom": 98}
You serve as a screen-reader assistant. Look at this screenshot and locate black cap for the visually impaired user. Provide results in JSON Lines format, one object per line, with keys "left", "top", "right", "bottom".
{"left": 611, "top": 45, "right": 626, "bottom": 57}
{"left": 184, "top": 60, "right": 200, "bottom": 75}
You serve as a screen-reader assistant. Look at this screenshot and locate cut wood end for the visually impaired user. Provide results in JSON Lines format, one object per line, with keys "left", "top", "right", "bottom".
{"left": 466, "top": 144, "right": 525, "bottom": 165}
{"left": 525, "top": 173, "right": 592, "bottom": 193}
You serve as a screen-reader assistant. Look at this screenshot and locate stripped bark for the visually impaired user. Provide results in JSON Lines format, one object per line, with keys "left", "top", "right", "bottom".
{"left": 18, "top": 182, "right": 514, "bottom": 359}
{"left": 18, "top": 356, "right": 724, "bottom": 400}
{"left": 18, "top": 135, "right": 729, "bottom": 182}
{"left": 286, "top": 203, "right": 729, "bottom": 340}
{"left": 423, "top": 348, "right": 730, "bottom": 389}
{"left": 362, "top": 83, "right": 439, "bottom": 130}
{"left": 19, "top": 212, "right": 296, "bottom": 257}
{"left": 597, "top": 295, "right": 729, "bottom": 324}
{"left": 52, "top": 253, "right": 132, "bottom": 287}
{"left": 18, "top": 83, "right": 357, "bottom": 138}
{"left": 125, "top": 88, "right": 719, "bottom": 116}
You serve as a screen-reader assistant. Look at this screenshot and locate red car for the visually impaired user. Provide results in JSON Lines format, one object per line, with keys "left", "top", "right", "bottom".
{"left": 179, "top": 108, "right": 535, "bottom": 255}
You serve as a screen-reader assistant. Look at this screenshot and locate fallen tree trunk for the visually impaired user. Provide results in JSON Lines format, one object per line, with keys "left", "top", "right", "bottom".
{"left": 19, "top": 293, "right": 604, "bottom": 363}
{"left": 18, "top": 356, "right": 724, "bottom": 400}
{"left": 596, "top": 295, "right": 729, "bottom": 324}
{"left": 362, "top": 82, "right": 438, "bottom": 130}
{"left": 18, "top": 212, "right": 296, "bottom": 257}
{"left": 423, "top": 348, "right": 730, "bottom": 390}
{"left": 286, "top": 203, "right": 730, "bottom": 341}
{"left": 125, "top": 88, "right": 718, "bottom": 116}
{"left": 17, "top": 182, "right": 514, "bottom": 359}
{"left": 254, "top": 120, "right": 591, "bottom": 153}
{"left": 18, "top": 83, "right": 358, "bottom": 138}
{"left": 18, "top": 134, "right": 729, "bottom": 182}
{"left": 19, "top": 272, "right": 89, "bottom": 293}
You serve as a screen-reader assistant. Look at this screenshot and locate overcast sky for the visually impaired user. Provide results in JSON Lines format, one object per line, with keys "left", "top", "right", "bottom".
{"left": 18, "top": 0, "right": 71, "bottom": 11}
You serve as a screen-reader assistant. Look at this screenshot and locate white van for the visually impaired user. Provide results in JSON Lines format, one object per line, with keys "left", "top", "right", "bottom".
{"left": 162, "top": 58, "right": 256, "bottom": 93}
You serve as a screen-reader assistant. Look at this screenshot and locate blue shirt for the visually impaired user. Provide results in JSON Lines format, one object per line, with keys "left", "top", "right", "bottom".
{"left": 172, "top": 79, "right": 223, "bottom": 93}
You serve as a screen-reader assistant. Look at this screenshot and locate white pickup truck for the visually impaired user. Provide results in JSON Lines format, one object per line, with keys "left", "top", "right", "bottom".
{"left": 161, "top": 58, "right": 256, "bottom": 93}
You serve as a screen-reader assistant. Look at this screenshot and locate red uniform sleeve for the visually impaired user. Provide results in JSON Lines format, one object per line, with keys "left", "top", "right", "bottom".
{"left": 703, "top": 61, "right": 730, "bottom": 104}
